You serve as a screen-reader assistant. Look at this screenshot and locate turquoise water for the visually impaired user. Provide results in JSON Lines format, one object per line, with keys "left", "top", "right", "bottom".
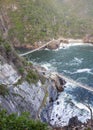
{"left": 28, "top": 44, "right": 93, "bottom": 126}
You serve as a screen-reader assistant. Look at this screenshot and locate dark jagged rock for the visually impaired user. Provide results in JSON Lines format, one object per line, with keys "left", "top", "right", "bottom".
{"left": 68, "top": 116, "right": 82, "bottom": 127}
{"left": 50, "top": 73, "right": 66, "bottom": 92}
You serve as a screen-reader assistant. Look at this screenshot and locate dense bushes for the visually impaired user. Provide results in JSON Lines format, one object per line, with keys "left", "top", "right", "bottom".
{"left": 26, "top": 70, "right": 39, "bottom": 84}
{"left": 1, "top": 0, "right": 93, "bottom": 45}
{"left": 0, "top": 110, "right": 50, "bottom": 130}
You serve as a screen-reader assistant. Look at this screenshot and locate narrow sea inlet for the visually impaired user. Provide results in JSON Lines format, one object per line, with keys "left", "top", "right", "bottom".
{"left": 27, "top": 44, "right": 93, "bottom": 126}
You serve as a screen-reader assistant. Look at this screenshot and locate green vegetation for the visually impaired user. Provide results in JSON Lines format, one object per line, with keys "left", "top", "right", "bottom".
{"left": 4, "top": 43, "right": 11, "bottom": 52}
{"left": 84, "top": 128, "right": 91, "bottom": 130}
{"left": 18, "top": 67, "right": 25, "bottom": 75}
{"left": 1, "top": 0, "right": 93, "bottom": 45}
{"left": 0, "top": 38, "right": 44, "bottom": 85}
{"left": 0, "top": 84, "right": 9, "bottom": 97}
{"left": 26, "top": 70, "right": 39, "bottom": 84}
{"left": 0, "top": 110, "right": 50, "bottom": 130}
{"left": 39, "top": 75, "right": 46, "bottom": 84}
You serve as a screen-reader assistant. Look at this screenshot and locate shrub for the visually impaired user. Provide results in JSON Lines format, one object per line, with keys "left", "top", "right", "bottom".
{"left": 18, "top": 67, "right": 25, "bottom": 75}
{"left": 0, "top": 84, "right": 9, "bottom": 97}
{"left": 0, "top": 110, "right": 50, "bottom": 130}
{"left": 4, "top": 43, "right": 11, "bottom": 52}
{"left": 26, "top": 70, "right": 39, "bottom": 84}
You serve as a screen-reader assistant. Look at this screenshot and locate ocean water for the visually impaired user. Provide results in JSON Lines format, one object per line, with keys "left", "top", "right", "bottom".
{"left": 28, "top": 44, "right": 93, "bottom": 126}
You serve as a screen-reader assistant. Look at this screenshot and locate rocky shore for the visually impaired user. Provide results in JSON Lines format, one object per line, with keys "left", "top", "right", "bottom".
{"left": 36, "top": 66, "right": 93, "bottom": 130}
{"left": 14, "top": 36, "right": 93, "bottom": 52}
{"left": 0, "top": 39, "right": 93, "bottom": 130}
{"left": 0, "top": 52, "right": 66, "bottom": 123}
{"left": 14, "top": 38, "right": 83, "bottom": 50}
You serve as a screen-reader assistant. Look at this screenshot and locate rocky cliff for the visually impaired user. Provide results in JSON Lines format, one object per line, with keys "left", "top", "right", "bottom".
{"left": 0, "top": 38, "right": 66, "bottom": 123}
{"left": 0, "top": 54, "right": 46, "bottom": 118}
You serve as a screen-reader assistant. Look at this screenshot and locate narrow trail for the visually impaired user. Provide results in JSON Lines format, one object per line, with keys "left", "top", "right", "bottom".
{"left": 20, "top": 39, "right": 54, "bottom": 57}
{"left": 53, "top": 72, "right": 93, "bottom": 92}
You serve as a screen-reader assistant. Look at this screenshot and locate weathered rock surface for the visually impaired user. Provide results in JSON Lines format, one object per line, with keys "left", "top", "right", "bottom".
{"left": 0, "top": 56, "right": 45, "bottom": 118}
{"left": 83, "top": 34, "right": 93, "bottom": 43}
{"left": 47, "top": 40, "right": 60, "bottom": 50}
{"left": 40, "top": 72, "right": 66, "bottom": 124}
{"left": 59, "top": 38, "right": 68, "bottom": 44}
{"left": 0, "top": 63, "right": 20, "bottom": 85}
{"left": 68, "top": 116, "right": 82, "bottom": 127}
{"left": 50, "top": 73, "right": 66, "bottom": 92}
{"left": 0, "top": 54, "right": 66, "bottom": 121}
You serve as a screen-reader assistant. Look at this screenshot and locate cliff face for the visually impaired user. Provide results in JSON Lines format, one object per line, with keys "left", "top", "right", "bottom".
{"left": 0, "top": 39, "right": 66, "bottom": 122}
{"left": 0, "top": 55, "right": 45, "bottom": 118}
{"left": 0, "top": 38, "right": 45, "bottom": 118}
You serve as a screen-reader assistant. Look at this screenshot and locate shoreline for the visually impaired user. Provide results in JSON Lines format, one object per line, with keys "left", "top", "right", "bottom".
{"left": 32, "top": 47, "right": 93, "bottom": 128}
{"left": 18, "top": 39, "right": 93, "bottom": 127}
{"left": 34, "top": 63, "right": 91, "bottom": 128}
{"left": 15, "top": 37, "right": 93, "bottom": 53}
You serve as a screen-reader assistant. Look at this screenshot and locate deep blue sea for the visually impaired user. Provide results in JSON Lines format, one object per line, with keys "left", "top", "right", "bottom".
{"left": 28, "top": 44, "right": 93, "bottom": 126}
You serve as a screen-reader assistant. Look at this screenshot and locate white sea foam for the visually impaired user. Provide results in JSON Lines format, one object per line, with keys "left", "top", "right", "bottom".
{"left": 59, "top": 42, "right": 84, "bottom": 50}
{"left": 76, "top": 68, "right": 91, "bottom": 73}
{"left": 58, "top": 42, "right": 93, "bottom": 51}
{"left": 41, "top": 63, "right": 52, "bottom": 70}
{"left": 51, "top": 42, "right": 93, "bottom": 52}
{"left": 41, "top": 63, "right": 57, "bottom": 71}
{"left": 74, "top": 57, "right": 83, "bottom": 64}
{"left": 63, "top": 70, "right": 74, "bottom": 74}
{"left": 68, "top": 57, "right": 83, "bottom": 67}
{"left": 63, "top": 68, "right": 93, "bottom": 76}
{"left": 44, "top": 48, "right": 50, "bottom": 50}
{"left": 50, "top": 91, "right": 90, "bottom": 127}
{"left": 73, "top": 101, "right": 90, "bottom": 112}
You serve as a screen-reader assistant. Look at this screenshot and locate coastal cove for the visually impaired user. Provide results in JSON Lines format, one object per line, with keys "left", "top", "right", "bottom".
{"left": 26, "top": 43, "right": 93, "bottom": 126}
{"left": 1, "top": 0, "right": 93, "bottom": 129}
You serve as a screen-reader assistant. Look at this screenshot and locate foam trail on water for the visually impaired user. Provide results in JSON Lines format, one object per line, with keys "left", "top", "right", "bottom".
{"left": 76, "top": 68, "right": 91, "bottom": 73}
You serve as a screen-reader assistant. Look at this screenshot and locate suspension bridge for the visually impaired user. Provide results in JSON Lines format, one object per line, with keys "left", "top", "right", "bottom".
{"left": 19, "top": 39, "right": 55, "bottom": 57}
{"left": 19, "top": 40, "right": 93, "bottom": 93}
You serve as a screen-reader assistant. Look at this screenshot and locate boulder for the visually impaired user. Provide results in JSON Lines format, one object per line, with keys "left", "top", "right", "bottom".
{"left": 59, "top": 38, "right": 69, "bottom": 44}
{"left": 50, "top": 73, "right": 66, "bottom": 92}
{"left": 68, "top": 116, "right": 82, "bottom": 127}
{"left": 47, "top": 40, "right": 60, "bottom": 49}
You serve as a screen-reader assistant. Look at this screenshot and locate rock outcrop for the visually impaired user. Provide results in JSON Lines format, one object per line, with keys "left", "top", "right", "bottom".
{"left": 50, "top": 73, "right": 66, "bottom": 92}
{"left": 68, "top": 116, "right": 82, "bottom": 127}
{"left": 40, "top": 72, "right": 66, "bottom": 124}
{"left": 47, "top": 40, "right": 60, "bottom": 50}
{"left": 0, "top": 55, "right": 45, "bottom": 118}
{"left": 83, "top": 34, "right": 93, "bottom": 43}
{"left": 0, "top": 50, "right": 66, "bottom": 121}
